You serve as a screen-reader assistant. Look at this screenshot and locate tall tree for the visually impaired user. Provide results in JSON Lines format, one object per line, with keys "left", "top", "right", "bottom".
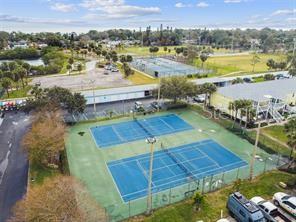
{"left": 199, "top": 53, "right": 208, "bottom": 69}
{"left": 199, "top": 82, "right": 217, "bottom": 106}
{"left": 160, "top": 76, "right": 197, "bottom": 103}
{"left": 284, "top": 118, "right": 296, "bottom": 162}
{"left": 22, "top": 108, "right": 66, "bottom": 166}
{"left": 251, "top": 53, "right": 261, "bottom": 72}
{"left": 1, "top": 77, "right": 12, "bottom": 97}
{"left": 10, "top": 176, "right": 107, "bottom": 222}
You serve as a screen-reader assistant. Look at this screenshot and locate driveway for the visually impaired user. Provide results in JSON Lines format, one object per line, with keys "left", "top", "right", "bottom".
{"left": 0, "top": 112, "right": 31, "bottom": 222}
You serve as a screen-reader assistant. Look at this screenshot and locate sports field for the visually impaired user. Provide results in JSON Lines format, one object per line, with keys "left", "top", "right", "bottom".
{"left": 66, "top": 109, "right": 282, "bottom": 221}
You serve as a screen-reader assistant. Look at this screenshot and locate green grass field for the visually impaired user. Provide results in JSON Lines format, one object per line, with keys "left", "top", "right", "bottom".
{"left": 66, "top": 108, "right": 283, "bottom": 221}
{"left": 261, "top": 125, "right": 288, "bottom": 143}
{"left": 1, "top": 85, "right": 31, "bottom": 99}
{"left": 194, "top": 53, "right": 286, "bottom": 76}
{"left": 117, "top": 62, "right": 158, "bottom": 85}
{"left": 116, "top": 45, "right": 232, "bottom": 56}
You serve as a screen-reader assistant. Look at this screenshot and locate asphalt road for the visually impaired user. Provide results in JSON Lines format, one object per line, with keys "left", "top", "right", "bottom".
{"left": 0, "top": 111, "right": 31, "bottom": 222}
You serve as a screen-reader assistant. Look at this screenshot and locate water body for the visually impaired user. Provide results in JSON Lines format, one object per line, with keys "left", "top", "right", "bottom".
{"left": 0, "top": 58, "right": 44, "bottom": 66}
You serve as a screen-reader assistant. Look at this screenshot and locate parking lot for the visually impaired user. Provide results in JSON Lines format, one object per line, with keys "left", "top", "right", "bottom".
{"left": 31, "top": 60, "right": 132, "bottom": 91}
{"left": 64, "top": 98, "right": 156, "bottom": 122}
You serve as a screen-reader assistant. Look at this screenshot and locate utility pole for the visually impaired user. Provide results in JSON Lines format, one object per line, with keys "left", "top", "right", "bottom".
{"left": 249, "top": 119, "right": 261, "bottom": 180}
{"left": 89, "top": 79, "right": 96, "bottom": 113}
{"left": 146, "top": 137, "right": 157, "bottom": 215}
{"left": 293, "top": 37, "right": 296, "bottom": 57}
{"left": 157, "top": 77, "right": 161, "bottom": 112}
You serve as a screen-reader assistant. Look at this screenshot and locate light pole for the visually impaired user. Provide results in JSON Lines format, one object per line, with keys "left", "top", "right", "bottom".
{"left": 157, "top": 77, "right": 161, "bottom": 112}
{"left": 146, "top": 136, "right": 157, "bottom": 215}
{"left": 249, "top": 117, "right": 261, "bottom": 180}
{"left": 249, "top": 95, "right": 271, "bottom": 180}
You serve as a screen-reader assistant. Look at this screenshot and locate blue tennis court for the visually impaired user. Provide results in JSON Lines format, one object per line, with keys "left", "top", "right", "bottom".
{"left": 90, "top": 114, "right": 193, "bottom": 148}
{"left": 107, "top": 139, "right": 248, "bottom": 202}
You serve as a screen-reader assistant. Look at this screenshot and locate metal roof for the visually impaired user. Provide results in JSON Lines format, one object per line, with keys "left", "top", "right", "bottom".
{"left": 80, "top": 84, "right": 157, "bottom": 97}
{"left": 217, "top": 78, "right": 296, "bottom": 102}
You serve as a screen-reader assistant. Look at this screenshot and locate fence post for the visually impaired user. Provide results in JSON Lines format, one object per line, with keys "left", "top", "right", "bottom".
{"left": 202, "top": 177, "right": 205, "bottom": 194}
{"left": 209, "top": 175, "right": 213, "bottom": 192}
{"left": 277, "top": 153, "right": 280, "bottom": 166}
{"left": 264, "top": 157, "right": 267, "bottom": 173}
{"left": 128, "top": 201, "right": 131, "bottom": 218}
{"left": 188, "top": 181, "right": 191, "bottom": 193}
{"left": 236, "top": 167, "right": 240, "bottom": 180}
{"left": 169, "top": 187, "right": 172, "bottom": 204}
{"left": 221, "top": 172, "right": 225, "bottom": 187}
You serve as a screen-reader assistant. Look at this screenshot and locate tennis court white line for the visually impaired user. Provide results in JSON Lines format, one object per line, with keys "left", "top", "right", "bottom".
{"left": 120, "top": 161, "right": 248, "bottom": 200}
{"left": 104, "top": 162, "right": 125, "bottom": 203}
{"left": 111, "top": 125, "right": 125, "bottom": 143}
{"left": 108, "top": 140, "right": 214, "bottom": 166}
{"left": 136, "top": 160, "right": 156, "bottom": 188}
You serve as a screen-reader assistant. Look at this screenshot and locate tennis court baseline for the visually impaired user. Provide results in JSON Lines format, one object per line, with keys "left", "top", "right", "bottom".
{"left": 107, "top": 139, "right": 248, "bottom": 202}
{"left": 90, "top": 114, "right": 193, "bottom": 148}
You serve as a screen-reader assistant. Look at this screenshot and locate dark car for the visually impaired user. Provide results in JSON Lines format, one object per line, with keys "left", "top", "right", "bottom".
{"left": 151, "top": 101, "right": 161, "bottom": 110}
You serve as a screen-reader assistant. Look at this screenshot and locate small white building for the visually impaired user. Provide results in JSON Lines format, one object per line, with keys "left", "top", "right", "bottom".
{"left": 80, "top": 84, "right": 157, "bottom": 105}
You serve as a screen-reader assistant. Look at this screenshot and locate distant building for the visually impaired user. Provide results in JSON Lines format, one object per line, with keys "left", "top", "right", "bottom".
{"left": 11, "top": 40, "right": 28, "bottom": 49}
{"left": 210, "top": 78, "right": 296, "bottom": 123}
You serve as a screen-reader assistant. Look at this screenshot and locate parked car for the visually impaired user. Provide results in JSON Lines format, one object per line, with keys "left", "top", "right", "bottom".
{"left": 243, "top": 77, "right": 252, "bottom": 83}
{"left": 193, "top": 95, "right": 206, "bottom": 103}
{"left": 111, "top": 68, "right": 119, "bottom": 72}
{"left": 273, "top": 192, "right": 296, "bottom": 217}
{"left": 227, "top": 192, "right": 266, "bottom": 222}
{"left": 251, "top": 196, "right": 288, "bottom": 222}
{"left": 151, "top": 101, "right": 161, "bottom": 110}
{"left": 135, "top": 101, "right": 144, "bottom": 111}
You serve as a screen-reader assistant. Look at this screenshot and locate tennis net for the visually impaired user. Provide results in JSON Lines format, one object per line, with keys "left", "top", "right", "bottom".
{"left": 134, "top": 117, "right": 154, "bottom": 137}
{"left": 161, "top": 143, "right": 198, "bottom": 184}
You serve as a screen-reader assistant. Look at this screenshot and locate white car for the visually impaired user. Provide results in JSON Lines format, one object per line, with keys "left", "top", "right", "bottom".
{"left": 251, "top": 196, "right": 287, "bottom": 222}
{"left": 273, "top": 192, "right": 296, "bottom": 217}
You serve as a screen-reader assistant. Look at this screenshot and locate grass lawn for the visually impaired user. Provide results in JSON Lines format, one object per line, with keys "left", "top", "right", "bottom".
{"left": 29, "top": 163, "right": 60, "bottom": 185}
{"left": 1, "top": 85, "right": 32, "bottom": 99}
{"left": 116, "top": 45, "right": 178, "bottom": 56}
{"left": 116, "top": 45, "right": 233, "bottom": 57}
{"left": 261, "top": 125, "right": 288, "bottom": 143}
{"left": 117, "top": 62, "right": 158, "bottom": 85}
{"left": 194, "top": 54, "right": 286, "bottom": 77}
{"left": 140, "top": 171, "right": 295, "bottom": 222}
{"left": 127, "top": 70, "right": 158, "bottom": 85}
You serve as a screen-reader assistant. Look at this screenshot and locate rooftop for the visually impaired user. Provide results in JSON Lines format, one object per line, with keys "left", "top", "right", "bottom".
{"left": 216, "top": 78, "right": 296, "bottom": 102}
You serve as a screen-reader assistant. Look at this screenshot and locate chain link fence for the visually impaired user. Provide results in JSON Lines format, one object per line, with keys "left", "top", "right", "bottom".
{"left": 103, "top": 152, "right": 288, "bottom": 222}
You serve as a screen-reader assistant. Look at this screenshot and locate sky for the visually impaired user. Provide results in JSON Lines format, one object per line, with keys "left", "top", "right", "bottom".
{"left": 0, "top": 0, "right": 295, "bottom": 33}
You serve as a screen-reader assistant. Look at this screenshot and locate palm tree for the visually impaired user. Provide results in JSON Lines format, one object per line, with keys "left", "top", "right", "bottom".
{"left": 251, "top": 53, "right": 261, "bottom": 72}
{"left": 17, "top": 67, "right": 27, "bottom": 88}
{"left": 239, "top": 100, "right": 253, "bottom": 127}
{"left": 200, "top": 83, "right": 217, "bottom": 107}
{"left": 22, "top": 63, "right": 31, "bottom": 85}
{"left": 12, "top": 69, "right": 20, "bottom": 90}
{"left": 66, "top": 64, "right": 72, "bottom": 75}
{"left": 231, "top": 100, "right": 242, "bottom": 128}
{"left": 1, "top": 77, "right": 12, "bottom": 97}
{"left": 284, "top": 118, "right": 296, "bottom": 162}
{"left": 200, "top": 53, "right": 208, "bottom": 69}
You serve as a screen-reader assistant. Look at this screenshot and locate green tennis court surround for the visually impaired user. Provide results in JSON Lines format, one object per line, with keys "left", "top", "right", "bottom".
{"left": 66, "top": 109, "right": 283, "bottom": 221}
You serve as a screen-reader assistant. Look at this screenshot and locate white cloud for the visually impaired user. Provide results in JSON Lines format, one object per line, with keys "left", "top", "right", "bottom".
{"left": 175, "top": 2, "right": 192, "bottom": 8}
{"left": 81, "top": 0, "right": 160, "bottom": 19}
{"left": 196, "top": 2, "right": 209, "bottom": 8}
{"left": 286, "top": 17, "right": 296, "bottom": 22}
{"left": 50, "top": 3, "right": 77, "bottom": 12}
{"left": 224, "top": 0, "right": 241, "bottom": 3}
{"left": 271, "top": 9, "right": 296, "bottom": 16}
{"left": 0, "top": 14, "right": 85, "bottom": 26}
